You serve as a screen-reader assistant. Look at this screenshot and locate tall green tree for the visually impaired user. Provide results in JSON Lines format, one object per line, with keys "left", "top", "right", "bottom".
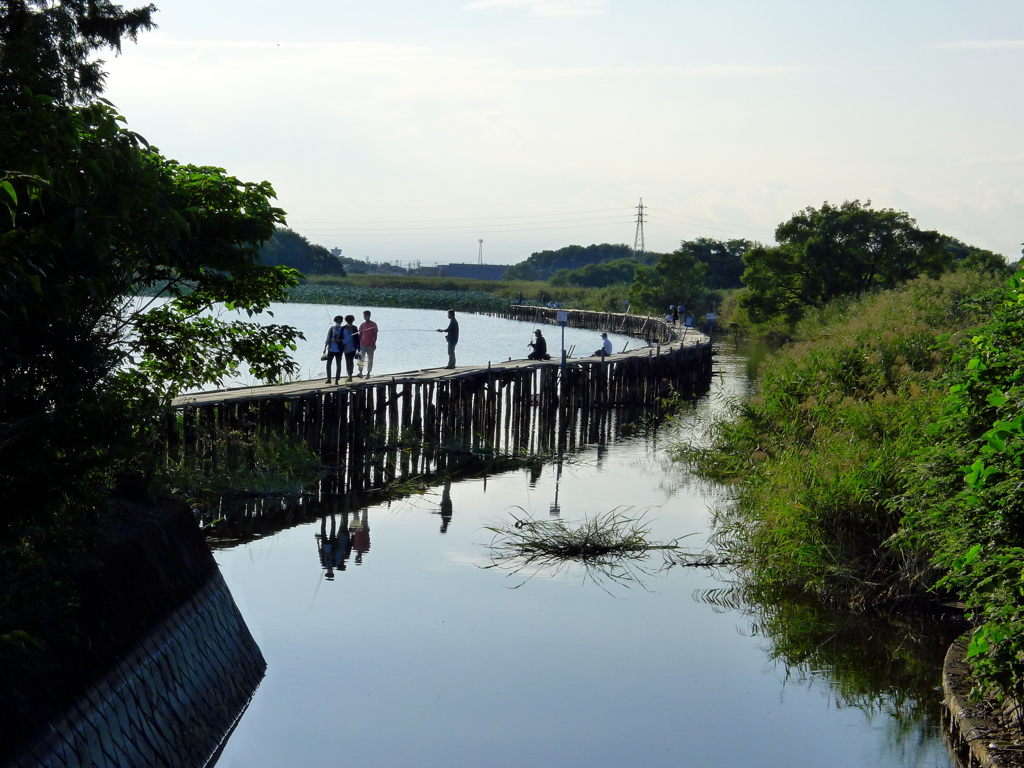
{"left": 627, "top": 246, "right": 712, "bottom": 316}
{"left": 683, "top": 237, "right": 752, "bottom": 290}
{"left": 0, "top": 0, "right": 156, "bottom": 108}
{"left": 504, "top": 243, "right": 641, "bottom": 282}
{"left": 260, "top": 227, "right": 346, "bottom": 276}
{"left": 0, "top": 1, "right": 303, "bottom": 543}
{"left": 740, "top": 200, "right": 948, "bottom": 324}
{"left": 549, "top": 258, "right": 639, "bottom": 288}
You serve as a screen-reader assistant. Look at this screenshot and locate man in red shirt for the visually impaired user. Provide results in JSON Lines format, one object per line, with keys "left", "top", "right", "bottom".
{"left": 357, "top": 310, "right": 379, "bottom": 378}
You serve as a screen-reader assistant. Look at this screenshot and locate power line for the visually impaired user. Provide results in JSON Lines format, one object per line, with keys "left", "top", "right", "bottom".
{"left": 297, "top": 216, "right": 636, "bottom": 237}
{"left": 645, "top": 207, "right": 773, "bottom": 240}
{"left": 297, "top": 213, "right": 634, "bottom": 232}
{"left": 293, "top": 206, "right": 631, "bottom": 227}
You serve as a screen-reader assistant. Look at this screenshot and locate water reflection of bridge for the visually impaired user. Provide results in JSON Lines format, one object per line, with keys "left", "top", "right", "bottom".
{"left": 168, "top": 311, "right": 712, "bottom": 495}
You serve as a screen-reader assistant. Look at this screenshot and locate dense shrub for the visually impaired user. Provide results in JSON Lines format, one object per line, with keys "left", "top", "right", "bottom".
{"left": 893, "top": 270, "right": 1024, "bottom": 700}
{"left": 679, "top": 271, "right": 1002, "bottom": 607}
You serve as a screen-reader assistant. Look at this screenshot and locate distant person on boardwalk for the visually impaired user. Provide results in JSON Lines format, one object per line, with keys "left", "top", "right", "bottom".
{"left": 593, "top": 332, "right": 612, "bottom": 358}
{"left": 340, "top": 314, "right": 360, "bottom": 383}
{"left": 357, "top": 310, "right": 378, "bottom": 378}
{"left": 437, "top": 309, "right": 459, "bottom": 368}
{"left": 324, "top": 315, "right": 345, "bottom": 384}
{"left": 527, "top": 329, "right": 550, "bottom": 360}
{"left": 671, "top": 304, "right": 680, "bottom": 324}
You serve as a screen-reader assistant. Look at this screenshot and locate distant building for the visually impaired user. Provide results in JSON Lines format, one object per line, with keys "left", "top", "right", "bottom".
{"left": 438, "top": 263, "right": 508, "bottom": 280}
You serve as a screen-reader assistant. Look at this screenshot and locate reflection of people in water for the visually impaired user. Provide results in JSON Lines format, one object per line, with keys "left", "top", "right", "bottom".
{"left": 439, "top": 480, "right": 453, "bottom": 534}
{"left": 351, "top": 507, "right": 371, "bottom": 564}
{"left": 528, "top": 462, "right": 542, "bottom": 488}
{"left": 317, "top": 512, "right": 352, "bottom": 579}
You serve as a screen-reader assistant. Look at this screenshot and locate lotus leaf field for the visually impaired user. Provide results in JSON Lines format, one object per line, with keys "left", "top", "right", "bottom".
{"left": 289, "top": 284, "right": 515, "bottom": 313}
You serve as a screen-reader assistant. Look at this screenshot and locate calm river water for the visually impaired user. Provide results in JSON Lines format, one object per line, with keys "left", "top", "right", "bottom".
{"left": 201, "top": 302, "right": 648, "bottom": 389}
{"left": 208, "top": 305, "right": 958, "bottom": 768}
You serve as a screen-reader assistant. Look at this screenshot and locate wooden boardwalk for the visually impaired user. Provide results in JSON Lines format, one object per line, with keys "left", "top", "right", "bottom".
{"left": 164, "top": 311, "right": 712, "bottom": 494}
{"left": 171, "top": 336, "right": 706, "bottom": 408}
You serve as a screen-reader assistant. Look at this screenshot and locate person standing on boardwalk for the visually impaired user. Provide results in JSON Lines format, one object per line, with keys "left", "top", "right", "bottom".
{"left": 527, "top": 329, "right": 549, "bottom": 360}
{"left": 324, "top": 315, "right": 345, "bottom": 384}
{"left": 341, "top": 314, "right": 360, "bottom": 383}
{"left": 436, "top": 309, "right": 459, "bottom": 369}
{"left": 593, "top": 332, "right": 612, "bottom": 357}
{"left": 357, "top": 310, "right": 378, "bottom": 378}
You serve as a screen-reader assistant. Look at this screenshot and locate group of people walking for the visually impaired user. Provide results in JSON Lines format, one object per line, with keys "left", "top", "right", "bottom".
{"left": 323, "top": 310, "right": 379, "bottom": 384}
{"left": 323, "top": 308, "right": 461, "bottom": 384}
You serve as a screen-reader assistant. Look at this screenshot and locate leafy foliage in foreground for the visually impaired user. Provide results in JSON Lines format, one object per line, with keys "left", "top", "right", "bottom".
{"left": 0, "top": 0, "right": 303, "bottom": 670}
{"left": 678, "top": 271, "right": 1003, "bottom": 607}
{"left": 893, "top": 270, "right": 1024, "bottom": 700}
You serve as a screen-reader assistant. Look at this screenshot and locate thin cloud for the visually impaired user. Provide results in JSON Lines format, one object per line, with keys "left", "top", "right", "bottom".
{"left": 464, "top": 0, "right": 609, "bottom": 18}
{"left": 933, "top": 40, "right": 1024, "bottom": 49}
{"left": 520, "top": 64, "right": 798, "bottom": 78}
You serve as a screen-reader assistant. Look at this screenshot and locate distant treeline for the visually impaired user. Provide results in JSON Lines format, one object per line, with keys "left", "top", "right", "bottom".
{"left": 274, "top": 200, "right": 1015, "bottom": 328}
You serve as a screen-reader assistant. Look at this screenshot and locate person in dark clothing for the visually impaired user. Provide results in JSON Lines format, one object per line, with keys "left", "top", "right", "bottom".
{"left": 527, "top": 329, "right": 550, "bottom": 360}
{"left": 323, "top": 315, "right": 345, "bottom": 383}
{"left": 437, "top": 309, "right": 459, "bottom": 368}
{"left": 340, "top": 314, "right": 360, "bottom": 383}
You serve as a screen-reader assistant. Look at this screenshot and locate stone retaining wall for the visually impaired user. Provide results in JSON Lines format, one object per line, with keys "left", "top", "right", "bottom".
{"left": 3, "top": 501, "right": 265, "bottom": 768}
{"left": 943, "top": 639, "right": 1024, "bottom": 768}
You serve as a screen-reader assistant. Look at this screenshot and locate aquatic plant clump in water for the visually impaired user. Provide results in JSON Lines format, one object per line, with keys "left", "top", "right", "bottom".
{"left": 487, "top": 508, "right": 667, "bottom": 560}
{"left": 484, "top": 508, "right": 697, "bottom": 590}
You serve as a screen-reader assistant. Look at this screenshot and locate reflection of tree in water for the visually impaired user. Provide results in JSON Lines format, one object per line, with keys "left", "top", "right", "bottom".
{"left": 697, "top": 584, "right": 967, "bottom": 765}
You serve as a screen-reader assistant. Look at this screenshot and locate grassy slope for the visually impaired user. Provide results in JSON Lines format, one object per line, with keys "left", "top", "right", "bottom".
{"left": 677, "top": 270, "right": 1003, "bottom": 607}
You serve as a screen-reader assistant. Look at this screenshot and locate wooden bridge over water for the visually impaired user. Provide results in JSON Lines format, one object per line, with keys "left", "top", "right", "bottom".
{"left": 165, "top": 307, "right": 713, "bottom": 494}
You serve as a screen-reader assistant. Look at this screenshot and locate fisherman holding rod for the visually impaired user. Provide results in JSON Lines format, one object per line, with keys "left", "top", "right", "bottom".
{"left": 436, "top": 309, "right": 459, "bottom": 369}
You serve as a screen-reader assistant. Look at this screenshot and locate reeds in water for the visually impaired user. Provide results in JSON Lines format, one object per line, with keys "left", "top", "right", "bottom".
{"left": 484, "top": 508, "right": 687, "bottom": 591}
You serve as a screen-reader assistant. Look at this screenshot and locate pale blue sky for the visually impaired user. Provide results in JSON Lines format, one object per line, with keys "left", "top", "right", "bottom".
{"left": 102, "top": 0, "right": 1024, "bottom": 265}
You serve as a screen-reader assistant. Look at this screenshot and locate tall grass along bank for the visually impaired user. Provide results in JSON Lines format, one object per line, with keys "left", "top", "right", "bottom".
{"left": 676, "top": 271, "right": 1004, "bottom": 609}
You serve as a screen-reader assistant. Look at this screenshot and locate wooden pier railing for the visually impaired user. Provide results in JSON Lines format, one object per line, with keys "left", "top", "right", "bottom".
{"left": 484, "top": 305, "right": 675, "bottom": 343}
{"left": 166, "top": 332, "right": 712, "bottom": 494}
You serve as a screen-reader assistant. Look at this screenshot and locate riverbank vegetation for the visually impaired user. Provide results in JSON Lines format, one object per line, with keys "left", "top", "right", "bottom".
{"left": 680, "top": 270, "right": 1002, "bottom": 604}
{"left": 685, "top": 243, "right": 1024, "bottom": 701}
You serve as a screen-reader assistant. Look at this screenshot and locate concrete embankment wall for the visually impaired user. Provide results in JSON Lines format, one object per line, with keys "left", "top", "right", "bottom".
{"left": 4, "top": 501, "right": 265, "bottom": 768}
{"left": 943, "top": 639, "right": 1024, "bottom": 768}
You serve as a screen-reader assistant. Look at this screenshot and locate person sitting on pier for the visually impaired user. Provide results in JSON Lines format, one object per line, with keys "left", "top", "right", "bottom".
{"left": 324, "top": 315, "right": 345, "bottom": 384}
{"left": 593, "top": 332, "right": 612, "bottom": 357}
{"left": 527, "top": 329, "right": 550, "bottom": 360}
